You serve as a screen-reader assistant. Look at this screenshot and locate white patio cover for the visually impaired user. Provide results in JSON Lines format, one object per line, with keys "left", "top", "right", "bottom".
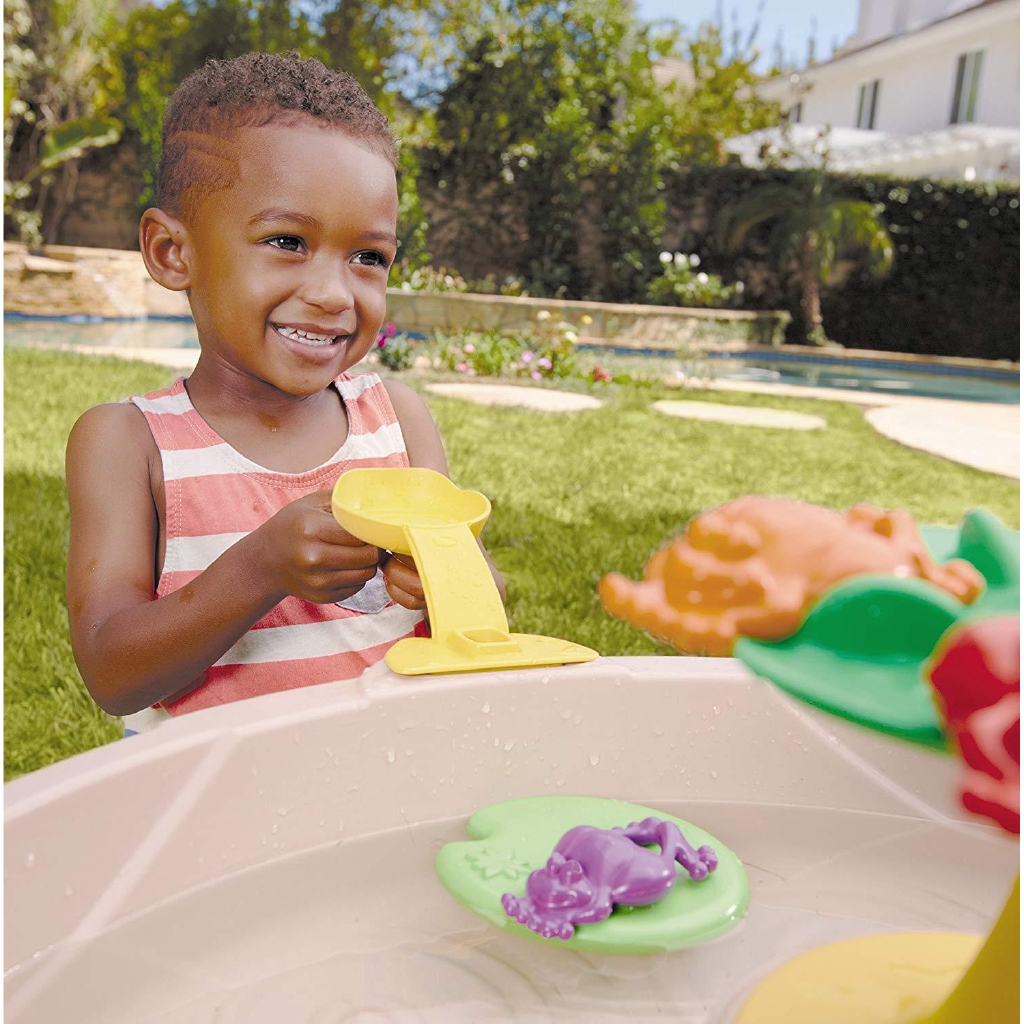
{"left": 724, "top": 123, "right": 1020, "bottom": 181}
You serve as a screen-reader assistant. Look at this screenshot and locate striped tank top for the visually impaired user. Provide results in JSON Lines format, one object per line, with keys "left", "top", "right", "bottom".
{"left": 124, "top": 372, "right": 425, "bottom": 729}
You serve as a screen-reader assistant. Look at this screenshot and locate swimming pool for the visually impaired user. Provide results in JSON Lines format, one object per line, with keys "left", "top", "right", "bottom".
{"left": 5, "top": 316, "right": 1019, "bottom": 405}
{"left": 577, "top": 345, "right": 1020, "bottom": 405}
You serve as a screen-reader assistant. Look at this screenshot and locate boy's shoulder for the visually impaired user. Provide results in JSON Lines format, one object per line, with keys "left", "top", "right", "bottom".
{"left": 67, "top": 399, "right": 158, "bottom": 467}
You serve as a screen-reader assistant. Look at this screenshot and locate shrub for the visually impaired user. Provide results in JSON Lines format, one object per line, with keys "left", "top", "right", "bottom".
{"left": 433, "top": 312, "right": 582, "bottom": 381}
{"left": 391, "top": 263, "right": 469, "bottom": 293}
{"left": 646, "top": 251, "right": 743, "bottom": 308}
{"left": 374, "top": 322, "right": 421, "bottom": 372}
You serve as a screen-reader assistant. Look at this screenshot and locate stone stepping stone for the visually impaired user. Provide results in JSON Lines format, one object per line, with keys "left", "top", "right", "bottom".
{"left": 653, "top": 400, "right": 825, "bottom": 431}
{"left": 426, "top": 382, "right": 603, "bottom": 412}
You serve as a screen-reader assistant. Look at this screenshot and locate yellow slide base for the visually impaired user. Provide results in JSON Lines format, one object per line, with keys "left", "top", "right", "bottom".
{"left": 736, "top": 932, "right": 984, "bottom": 1024}
{"left": 385, "top": 633, "right": 598, "bottom": 676}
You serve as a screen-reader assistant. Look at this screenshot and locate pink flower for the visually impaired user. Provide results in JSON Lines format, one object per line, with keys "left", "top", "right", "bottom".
{"left": 464, "top": 343, "right": 476, "bottom": 353}
{"left": 455, "top": 362, "right": 468, "bottom": 372}
{"left": 531, "top": 370, "right": 542, "bottom": 380}
{"left": 538, "top": 357, "right": 552, "bottom": 370}
{"left": 521, "top": 350, "right": 535, "bottom": 363}
{"left": 384, "top": 322, "right": 397, "bottom": 337}
{"left": 376, "top": 334, "right": 387, "bottom": 348}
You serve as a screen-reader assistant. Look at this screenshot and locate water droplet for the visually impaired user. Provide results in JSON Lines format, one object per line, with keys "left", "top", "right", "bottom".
{"left": 493, "top": 736, "right": 500, "bottom": 747}
{"left": 64, "top": 885, "right": 73, "bottom": 898}
{"left": 556, "top": 779, "right": 565, "bottom": 788}
{"left": 347, "top": 783, "right": 359, "bottom": 793}
{"left": 561, "top": 709, "right": 573, "bottom": 720}
{"left": 319, "top": 819, "right": 326, "bottom": 828}
{"left": 25, "top": 853, "right": 34, "bottom": 869}
{"left": 411, "top": 767, "right": 419, "bottom": 778}
{"left": 713, "top": 706, "right": 721, "bottom": 716}
{"left": 654, "top": 725, "right": 665, "bottom": 736}
{"left": 711, "top": 771, "right": 719, "bottom": 779}
{"left": 503, "top": 741, "right": 516, "bottom": 752}
{"left": 589, "top": 754, "right": 600, "bottom": 766}
{"left": 482, "top": 702, "right": 491, "bottom": 714}
{"left": 250, "top": 766, "right": 259, "bottom": 777}
{"left": 271, "top": 823, "right": 279, "bottom": 834}
{"left": 398, "top": 720, "right": 416, "bottom": 733}
{"left": 386, "top": 750, "right": 396, "bottom": 764}
{"left": 258, "top": 788, "right": 265, "bottom": 796}
{"left": 277, "top": 807, "right": 289, "bottom": 817}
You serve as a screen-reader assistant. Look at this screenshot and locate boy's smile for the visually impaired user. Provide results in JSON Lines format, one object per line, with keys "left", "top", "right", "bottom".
{"left": 179, "top": 119, "right": 398, "bottom": 398}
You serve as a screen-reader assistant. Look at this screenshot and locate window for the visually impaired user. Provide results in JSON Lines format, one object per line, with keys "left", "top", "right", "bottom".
{"left": 951, "top": 50, "right": 984, "bottom": 124}
{"left": 788, "top": 102, "right": 803, "bottom": 124}
{"left": 855, "top": 80, "right": 880, "bottom": 129}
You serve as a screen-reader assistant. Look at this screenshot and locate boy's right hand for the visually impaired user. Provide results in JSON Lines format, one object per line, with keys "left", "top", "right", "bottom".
{"left": 254, "top": 490, "right": 381, "bottom": 604}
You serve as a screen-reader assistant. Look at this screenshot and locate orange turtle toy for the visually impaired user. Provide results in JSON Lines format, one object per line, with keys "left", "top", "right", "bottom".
{"left": 598, "top": 496, "right": 983, "bottom": 656}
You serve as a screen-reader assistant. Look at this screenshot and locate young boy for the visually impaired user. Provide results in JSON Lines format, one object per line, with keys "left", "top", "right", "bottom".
{"left": 65, "top": 52, "right": 504, "bottom": 733}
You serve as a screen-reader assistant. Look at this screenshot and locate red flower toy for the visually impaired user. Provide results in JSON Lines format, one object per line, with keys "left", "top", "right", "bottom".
{"left": 928, "top": 615, "right": 1020, "bottom": 835}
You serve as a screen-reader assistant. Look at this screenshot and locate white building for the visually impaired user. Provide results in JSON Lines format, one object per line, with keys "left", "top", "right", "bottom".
{"left": 736, "top": 0, "right": 1020, "bottom": 180}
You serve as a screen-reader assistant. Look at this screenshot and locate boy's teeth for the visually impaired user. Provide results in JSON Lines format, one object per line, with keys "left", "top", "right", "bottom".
{"left": 277, "top": 326, "right": 340, "bottom": 346}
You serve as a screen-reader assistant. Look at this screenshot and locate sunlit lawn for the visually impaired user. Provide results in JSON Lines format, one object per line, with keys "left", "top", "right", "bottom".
{"left": 4, "top": 347, "right": 1018, "bottom": 779}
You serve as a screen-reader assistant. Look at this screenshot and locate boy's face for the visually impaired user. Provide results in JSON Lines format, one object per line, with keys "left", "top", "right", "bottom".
{"left": 181, "top": 120, "right": 398, "bottom": 396}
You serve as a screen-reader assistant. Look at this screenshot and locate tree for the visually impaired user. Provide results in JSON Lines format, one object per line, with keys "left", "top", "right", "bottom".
{"left": 116, "top": 0, "right": 322, "bottom": 210}
{"left": 718, "top": 167, "right": 894, "bottom": 343}
{"left": 662, "top": 21, "right": 781, "bottom": 167}
{"left": 425, "top": 0, "right": 682, "bottom": 299}
{"left": 4, "top": 0, "right": 123, "bottom": 246}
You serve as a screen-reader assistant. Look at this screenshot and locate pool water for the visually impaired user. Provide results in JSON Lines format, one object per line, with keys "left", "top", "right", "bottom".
{"left": 710, "top": 355, "right": 1020, "bottom": 405}
{"left": 6, "top": 317, "right": 1019, "bottom": 405}
{"left": 576, "top": 345, "right": 1020, "bottom": 405}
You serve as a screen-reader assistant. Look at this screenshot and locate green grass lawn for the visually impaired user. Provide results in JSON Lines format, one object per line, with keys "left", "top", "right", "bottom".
{"left": 5, "top": 347, "right": 1019, "bottom": 780}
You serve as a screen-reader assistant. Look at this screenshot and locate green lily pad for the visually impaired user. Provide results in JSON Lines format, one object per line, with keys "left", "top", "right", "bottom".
{"left": 736, "top": 511, "right": 1019, "bottom": 749}
{"left": 436, "top": 796, "right": 749, "bottom": 954}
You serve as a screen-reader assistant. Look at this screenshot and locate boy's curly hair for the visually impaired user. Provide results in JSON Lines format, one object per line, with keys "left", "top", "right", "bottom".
{"left": 157, "top": 51, "right": 397, "bottom": 217}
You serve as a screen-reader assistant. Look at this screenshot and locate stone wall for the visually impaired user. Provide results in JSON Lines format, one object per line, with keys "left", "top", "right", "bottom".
{"left": 3, "top": 242, "right": 788, "bottom": 348}
{"left": 385, "top": 289, "right": 788, "bottom": 348}
{"left": 3, "top": 243, "right": 190, "bottom": 319}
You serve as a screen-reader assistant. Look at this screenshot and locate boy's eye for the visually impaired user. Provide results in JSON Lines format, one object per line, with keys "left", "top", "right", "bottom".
{"left": 353, "top": 250, "right": 391, "bottom": 268}
{"left": 267, "top": 235, "right": 303, "bottom": 252}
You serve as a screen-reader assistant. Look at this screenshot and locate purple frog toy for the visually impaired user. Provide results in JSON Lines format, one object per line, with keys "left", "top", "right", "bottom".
{"left": 501, "top": 816, "right": 717, "bottom": 940}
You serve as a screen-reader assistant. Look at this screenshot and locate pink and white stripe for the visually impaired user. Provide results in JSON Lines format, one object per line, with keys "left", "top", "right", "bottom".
{"left": 126, "top": 372, "right": 425, "bottom": 720}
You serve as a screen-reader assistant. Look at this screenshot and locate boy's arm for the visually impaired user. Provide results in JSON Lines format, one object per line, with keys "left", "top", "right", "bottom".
{"left": 382, "top": 381, "right": 506, "bottom": 604}
{"left": 66, "top": 404, "right": 379, "bottom": 716}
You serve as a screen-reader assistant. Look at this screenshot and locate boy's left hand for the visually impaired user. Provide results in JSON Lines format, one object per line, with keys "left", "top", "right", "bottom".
{"left": 380, "top": 551, "right": 426, "bottom": 610}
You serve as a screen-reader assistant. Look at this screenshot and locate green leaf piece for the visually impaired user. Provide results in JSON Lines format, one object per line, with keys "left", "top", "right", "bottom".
{"left": 436, "top": 795, "right": 749, "bottom": 955}
{"left": 736, "top": 515, "right": 1019, "bottom": 749}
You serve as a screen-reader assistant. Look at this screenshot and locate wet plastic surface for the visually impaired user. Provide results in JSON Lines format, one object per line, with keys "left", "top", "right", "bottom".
{"left": 5, "top": 657, "right": 1018, "bottom": 1023}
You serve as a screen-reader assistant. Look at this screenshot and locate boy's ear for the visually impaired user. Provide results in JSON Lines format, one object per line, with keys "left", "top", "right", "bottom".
{"left": 139, "top": 208, "right": 192, "bottom": 291}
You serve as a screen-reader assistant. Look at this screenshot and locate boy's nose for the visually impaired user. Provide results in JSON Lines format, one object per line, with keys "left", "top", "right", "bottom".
{"left": 302, "top": 261, "right": 356, "bottom": 313}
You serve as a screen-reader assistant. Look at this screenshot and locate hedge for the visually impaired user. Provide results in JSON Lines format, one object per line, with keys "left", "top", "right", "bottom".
{"left": 418, "top": 155, "right": 1018, "bottom": 361}
{"left": 660, "top": 165, "right": 1020, "bottom": 362}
